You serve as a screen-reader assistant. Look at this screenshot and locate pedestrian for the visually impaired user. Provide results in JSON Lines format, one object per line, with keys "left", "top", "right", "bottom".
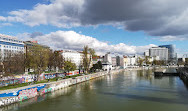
{"left": 48, "top": 75, "right": 50, "bottom": 82}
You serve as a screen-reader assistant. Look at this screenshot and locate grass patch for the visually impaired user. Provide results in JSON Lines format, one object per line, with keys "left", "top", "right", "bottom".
{"left": 0, "top": 83, "right": 29, "bottom": 90}
{"left": 44, "top": 71, "right": 56, "bottom": 73}
{"left": 65, "top": 74, "right": 82, "bottom": 79}
{"left": 35, "top": 80, "right": 48, "bottom": 84}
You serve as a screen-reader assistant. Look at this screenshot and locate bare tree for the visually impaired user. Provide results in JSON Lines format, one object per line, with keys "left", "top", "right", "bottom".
{"left": 82, "top": 46, "right": 96, "bottom": 73}
{"left": 27, "top": 45, "right": 50, "bottom": 75}
{"left": 0, "top": 53, "right": 4, "bottom": 75}
{"left": 48, "top": 50, "right": 54, "bottom": 71}
{"left": 1, "top": 52, "right": 25, "bottom": 76}
{"left": 48, "top": 50, "right": 64, "bottom": 72}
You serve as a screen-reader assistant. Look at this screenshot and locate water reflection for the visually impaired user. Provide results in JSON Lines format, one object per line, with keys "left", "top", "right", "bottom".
{"left": 101, "top": 92, "right": 188, "bottom": 105}
{"left": 0, "top": 86, "right": 73, "bottom": 111}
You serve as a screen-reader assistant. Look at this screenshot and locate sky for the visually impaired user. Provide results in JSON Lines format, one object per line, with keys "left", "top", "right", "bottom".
{"left": 0, "top": 0, "right": 188, "bottom": 57}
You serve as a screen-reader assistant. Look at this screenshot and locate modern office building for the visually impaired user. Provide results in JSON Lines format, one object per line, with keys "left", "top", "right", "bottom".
{"left": 159, "top": 44, "right": 177, "bottom": 63}
{"left": 149, "top": 47, "right": 168, "bottom": 61}
{"left": 0, "top": 34, "right": 24, "bottom": 59}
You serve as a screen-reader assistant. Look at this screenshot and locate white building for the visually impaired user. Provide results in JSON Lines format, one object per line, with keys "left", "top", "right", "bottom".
{"left": 104, "top": 52, "right": 112, "bottom": 64}
{"left": 123, "top": 55, "right": 138, "bottom": 68}
{"left": 102, "top": 52, "right": 113, "bottom": 71}
{"left": 149, "top": 47, "right": 168, "bottom": 61}
{"left": 102, "top": 61, "right": 112, "bottom": 72}
{"left": 127, "top": 57, "right": 137, "bottom": 66}
{"left": 144, "top": 50, "right": 149, "bottom": 56}
{"left": 61, "top": 50, "right": 83, "bottom": 68}
{"left": 0, "top": 34, "right": 24, "bottom": 59}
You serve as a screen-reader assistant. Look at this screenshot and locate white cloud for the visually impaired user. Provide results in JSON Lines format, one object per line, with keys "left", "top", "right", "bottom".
{"left": 1, "top": 0, "right": 84, "bottom": 27}
{"left": 0, "top": 23, "right": 13, "bottom": 27}
{"left": 1, "top": 0, "right": 188, "bottom": 41}
{"left": 0, "top": 16, "right": 7, "bottom": 21}
{"left": 176, "top": 48, "right": 188, "bottom": 58}
{"left": 16, "top": 32, "right": 34, "bottom": 41}
{"left": 155, "top": 35, "right": 188, "bottom": 41}
{"left": 17, "top": 30, "right": 156, "bottom": 55}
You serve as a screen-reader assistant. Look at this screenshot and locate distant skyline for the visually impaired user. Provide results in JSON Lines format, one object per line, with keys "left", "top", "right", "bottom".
{"left": 0, "top": 0, "right": 188, "bottom": 57}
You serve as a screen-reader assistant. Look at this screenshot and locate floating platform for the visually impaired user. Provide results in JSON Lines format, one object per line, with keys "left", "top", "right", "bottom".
{"left": 154, "top": 68, "right": 179, "bottom": 76}
{"left": 154, "top": 72, "right": 163, "bottom": 76}
{"left": 163, "top": 72, "right": 179, "bottom": 76}
{"left": 154, "top": 72, "right": 179, "bottom": 76}
{"left": 154, "top": 69, "right": 166, "bottom": 76}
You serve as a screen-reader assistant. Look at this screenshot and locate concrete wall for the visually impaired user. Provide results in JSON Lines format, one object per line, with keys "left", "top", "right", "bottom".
{"left": 0, "top": 70, "right": 123, "bottom": 107}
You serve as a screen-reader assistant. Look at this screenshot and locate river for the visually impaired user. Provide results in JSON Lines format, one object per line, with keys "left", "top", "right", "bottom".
{"left": 2, "top": 69, "right": 188, "bottom": 111}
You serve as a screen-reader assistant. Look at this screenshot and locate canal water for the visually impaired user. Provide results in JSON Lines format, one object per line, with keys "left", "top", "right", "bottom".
{"left": 2, "top": 69, "right": 188, "bottom": 111}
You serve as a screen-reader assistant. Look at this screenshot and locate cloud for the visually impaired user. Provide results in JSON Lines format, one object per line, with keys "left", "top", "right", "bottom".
{"left": 176, "top": 48, "right": 188, "bottom": 58}
{"left": 1, "top": 0, "right": 188, "bottom": 39}
{"left": 17, "top": 30, "right": 156, "bottom": 55}
{"left": 0, "top": 23, "right": 13, "bottom": 27}
{"left": 0, "top": 16, "right": 7, "bottom": 21}
{"left": 16, "top": 32, "right": 44, "bottom": 41}
{"left": 154, "top": 35, "right": 188, "bottom": 41}
{"left": 80, "top": 0, "right": 188, "bottom": 37}
{"left": 1, "top": 0, "right": 84, "bottom": 27}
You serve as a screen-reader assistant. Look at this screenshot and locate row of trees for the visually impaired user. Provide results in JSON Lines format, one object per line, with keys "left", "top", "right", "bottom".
{"left": 25, "top": 45, "right": 65, "bottom": 74}
{"left": 0, "top": 45, "right": 98, "bottom": 77}
{"left": 0, "top": 45, "right": 67, "bottom": 76}
{"left": 137, "top": 56, "right": 167, "bottom": 66}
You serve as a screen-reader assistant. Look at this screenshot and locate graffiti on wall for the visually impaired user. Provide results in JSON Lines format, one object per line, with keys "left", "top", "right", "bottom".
{"left": 38, "top": 84, "right": 53, "bottom": 95}
{"left": 0, "top": 97, "right": 19, "bottom": 107}
{"left": 0, "top": 73, "right": 104, "bottom": 107}
{"left": 18, "top": 88, "right": 38, "bottom": 101}
{"left": 0, "top": 84, "right": 47, "bottom": 98}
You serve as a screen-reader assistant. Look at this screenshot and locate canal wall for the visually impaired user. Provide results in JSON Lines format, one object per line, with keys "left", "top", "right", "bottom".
{"left": 178, "top": 67, "right": 188, "bottom": 81}
{"left": 0, "top": 69, "right": 124, "bottom": 107}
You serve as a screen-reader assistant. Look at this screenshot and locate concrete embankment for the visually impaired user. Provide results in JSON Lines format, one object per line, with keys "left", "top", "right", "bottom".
{"left": 178, "top": 67, "right": 188, "bottom": 81}
{"left": 0, "top": 69, "right": 124, "bottom": 107}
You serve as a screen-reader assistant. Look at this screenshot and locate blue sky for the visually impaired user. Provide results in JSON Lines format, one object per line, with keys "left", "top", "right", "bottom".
{"left": 0, "top": 0, "right": 187, "bottom": 57}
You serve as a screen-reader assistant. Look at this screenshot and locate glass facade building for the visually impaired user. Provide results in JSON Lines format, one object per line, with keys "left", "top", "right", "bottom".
{"left": 159, "top": 44, "right": 177, "bottom": 63}
{"left": 149, "top": 47, "right": 169, "bottom": 61}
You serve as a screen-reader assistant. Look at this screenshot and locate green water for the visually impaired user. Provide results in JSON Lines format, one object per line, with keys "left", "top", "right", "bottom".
{"left": 4, "top": 69, "right": 188, "bottom": 111}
